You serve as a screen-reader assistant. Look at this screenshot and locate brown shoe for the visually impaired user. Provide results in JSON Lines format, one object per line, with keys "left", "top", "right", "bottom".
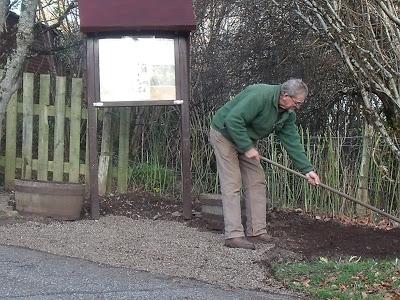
{"left": 249, "top": 233, "right": 274, "bottom": 243}
{"left": 225, "top": 237, "right": 255, "bottom": 250}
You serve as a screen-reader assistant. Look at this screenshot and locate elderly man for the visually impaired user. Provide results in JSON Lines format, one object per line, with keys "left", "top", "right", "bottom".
{"left": 210, "top": 79, "right": 320, "bottom": 250}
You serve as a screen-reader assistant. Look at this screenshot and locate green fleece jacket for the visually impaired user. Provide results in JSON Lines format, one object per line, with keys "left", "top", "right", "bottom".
{"left": 211, "top": 84, "right": 313, "bottom": 174}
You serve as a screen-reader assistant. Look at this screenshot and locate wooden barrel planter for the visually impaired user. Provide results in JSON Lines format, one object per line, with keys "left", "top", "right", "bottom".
{"left": 199, "top": 193, "right": 246, "bottom": 231}
{"left": 14, "top": 180, "right": 85, "bottom": 220}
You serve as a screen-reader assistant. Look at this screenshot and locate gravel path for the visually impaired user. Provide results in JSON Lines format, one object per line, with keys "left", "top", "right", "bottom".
{"left": 0, "top": 215, "right": 297, "bottom": 295}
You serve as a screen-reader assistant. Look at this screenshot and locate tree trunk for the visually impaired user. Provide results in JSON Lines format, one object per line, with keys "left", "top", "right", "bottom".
{"left": 0, "top": 0, "right": 38, "bottom": 152}
{"left": 0, "top": 0, "right": 10, "bottom": 34}
{"left": 356, "top": 123, "right": 373, "bottom": 217}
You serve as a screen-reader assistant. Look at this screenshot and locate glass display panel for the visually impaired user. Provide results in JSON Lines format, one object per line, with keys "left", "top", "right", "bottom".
{"left": 99, "top": 37, "right": 176, "bottom": 101}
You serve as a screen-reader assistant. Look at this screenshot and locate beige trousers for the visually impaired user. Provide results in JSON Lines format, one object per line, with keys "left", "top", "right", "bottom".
{"left": 209, "top": 127, "right": 268, "bottom": 239}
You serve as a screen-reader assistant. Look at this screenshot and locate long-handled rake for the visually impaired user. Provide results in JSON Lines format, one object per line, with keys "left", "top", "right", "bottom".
{"left": 260, "top": 156, "right": 400, "bottom": 224}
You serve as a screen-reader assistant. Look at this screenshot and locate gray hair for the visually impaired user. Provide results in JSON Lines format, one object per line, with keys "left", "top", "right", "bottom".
{"left": 281, "top": 79, "right": 308, "bottom": 97}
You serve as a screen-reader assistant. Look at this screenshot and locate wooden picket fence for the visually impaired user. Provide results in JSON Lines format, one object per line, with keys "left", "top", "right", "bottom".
{"left": 0, "top": 72, "right": 131, "bottom": 194}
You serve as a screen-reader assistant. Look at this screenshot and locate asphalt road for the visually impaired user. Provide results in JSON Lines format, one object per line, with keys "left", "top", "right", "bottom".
{"left": 0, "top": 245, "right": 301, "bottom": 300}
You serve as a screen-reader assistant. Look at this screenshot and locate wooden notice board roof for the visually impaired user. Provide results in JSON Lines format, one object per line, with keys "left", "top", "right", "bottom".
{"left": 78, "top": 0, "right": 196, "bottom": 33}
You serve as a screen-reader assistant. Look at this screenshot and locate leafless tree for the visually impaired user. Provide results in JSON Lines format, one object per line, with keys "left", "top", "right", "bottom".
{"left": 191, "top": 0, "right": 361, "bottom": 135}
{"left": 294, "top": 0, "right": 400, "bottom": 159}
{"left": 0, "top": 0, "right": 38, "bottom": 153}
{"left": 0, "top": 0, "right": 10, "bottom": 33}
{"left": 35, "top": 0, "right": 82, "bottom": 76}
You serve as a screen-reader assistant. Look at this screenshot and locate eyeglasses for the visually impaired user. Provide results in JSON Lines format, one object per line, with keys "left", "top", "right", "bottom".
{"left": 288, "top": 95, "right": 304, "bottom": 108}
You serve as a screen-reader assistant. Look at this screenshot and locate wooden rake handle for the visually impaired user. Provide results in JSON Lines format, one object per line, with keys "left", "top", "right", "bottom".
{"left": 260, "top": 156, "right": 400, "bottom": 225}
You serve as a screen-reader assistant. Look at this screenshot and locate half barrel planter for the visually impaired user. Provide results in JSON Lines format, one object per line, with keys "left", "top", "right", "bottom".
{"left": 14, "top": 180, "right": 85, "bottom": 220}
{"left": 199, "top": 193, "right": 246, "bottom": 231}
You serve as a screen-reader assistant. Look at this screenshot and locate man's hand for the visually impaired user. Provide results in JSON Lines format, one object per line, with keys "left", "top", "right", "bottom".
{"left": 244, "top": 148, "right": 260, "bottom": 161}
{"left": 305, "top": 171, "right": 320, "bottom": 186}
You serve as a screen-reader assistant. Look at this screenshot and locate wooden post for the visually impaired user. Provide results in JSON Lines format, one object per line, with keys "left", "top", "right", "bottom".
{"left": 4, "top": 93, "right": 17, "bottom": 190}
{"left": 98, "top": 108, "right": 112, "bottom": 195}
{"left": 37, "top": 74, "right": 50, "bottom": 181}
{"left": 69, "top": 78, "right": 83, "bottom": 183}
{"left": 86, "top": 38, "right": 100, "bottom": 219}
{"left": 84, "top": 122, "right": 90, "bottom": 195}
{"left": 22, "top": 73, "right": 34, "bottom": 180}
{"left": 53, "top": 76, "right": 66, "bottom": 182}
{"left": 176, "top": 36, "right": 193, "bottom": 219}
{"left": 117, "top": 108, "right": 130, "bottom": 193}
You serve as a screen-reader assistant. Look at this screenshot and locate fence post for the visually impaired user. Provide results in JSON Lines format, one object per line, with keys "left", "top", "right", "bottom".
{"left": 69, "top": 78, "right": 83, "bottom": 183}
{"left": 22, "top": 73, "right": 34, "bottom": 180}
{"left": 117, "top": 108, "right": 130, "bottom": 193}
{"left": 84, "top": 123, "right": 90, "bottom": 195}
{"left": 53, "top": 76, "right": 66, "bottom": 182}
{"left": 98, "top": 108, "right": 112, "bottom": 195}
{"left": 37, "top": 74, "right": 50, "bottom": 181}
{"left": 4, "top": 93, "right": 17, "bottom": 190}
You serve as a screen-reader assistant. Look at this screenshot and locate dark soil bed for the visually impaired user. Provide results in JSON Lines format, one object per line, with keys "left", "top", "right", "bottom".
{"left": 83, "top": 189, "right": 400, "bottom": 264}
